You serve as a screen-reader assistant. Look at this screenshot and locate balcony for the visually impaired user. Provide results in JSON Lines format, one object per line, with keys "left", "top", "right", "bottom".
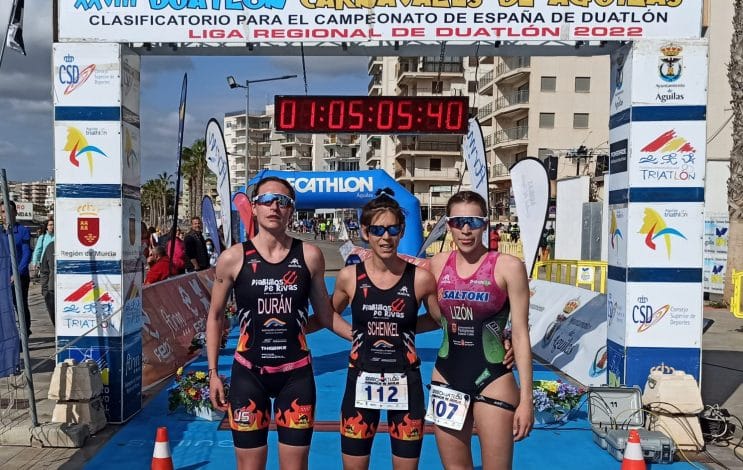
{"left": 397, "top": 58, "right": 464, "bottom": 84}
{"left": 489, "top": 163, "right": 511, "bottom": 182}
{"left": 281, "top": 134, "right": 312, "bottom": 146}
{"left": 395, "top": 167, "right": 461, "bottom": 183}
{"left": 368, "top": 74, "right": 382, "bottom": 95}
{"left": 324, "top": 135, "right": 361, "bottom": 147}
{"left": 494, "top": 90, "right": 529, "bottom": 118}
{"left": 368, "top": 56, "right": 382, "bottom": 74}
{"left": 477, "top": 102, "right": 494, "bottom": 125}
{"left": 478, "top": 71, "right": 494, "bottom": 95}
{"left": 484, "top": 134, "right": 492, "bottom": 148}
{"left": 494, "top": 126, "right": 528, "bottom": 148}
{"left": 494, "top": 57, "right": 531, "bottom": 85}
{"left": 395, "top": 141, "right": 461, "bottom": 156}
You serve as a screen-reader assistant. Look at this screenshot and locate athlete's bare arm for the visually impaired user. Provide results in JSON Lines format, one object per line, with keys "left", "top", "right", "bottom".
{"left": 497, "top": 254, "right": 533, "bottom": 440}
{"left": 207, "top": 243, "right": 243, "bottom": 412}
{"left": 304, "top": 243, "right": 352, "bottom": 340}
{"left": 415, "top": 266, "right": 441, "bottom": 333}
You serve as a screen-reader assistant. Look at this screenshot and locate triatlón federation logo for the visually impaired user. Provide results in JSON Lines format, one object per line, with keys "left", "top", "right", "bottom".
{"left": 63, "top": 127, "right": 108, "bottom": 176}
{"left": 639, "top": 208, "right": 686, "bottom": 258}
{"left": 64, "top": 281, "right": 113, "bottom": 303}
{"left": 638, "top": 130, "right": 697, "bottom": 183}
{"left": 610, "top": 210, "right": 623, "bottom": 249}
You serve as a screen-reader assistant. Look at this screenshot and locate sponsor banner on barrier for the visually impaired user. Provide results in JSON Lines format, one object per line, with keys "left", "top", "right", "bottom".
{"left": 630, "top": 40, "right": 708, "bottom": 107}
{"left": 627, "top": 202, "right": 703, "bottom": 268}
{"left": 55, "top": 122, "right": 122, "bottom": 185}
{"left": 14, "top": 201, "right": 34, "bottom": 220}
{"left": 58, "top": 1, "right": 702, "bottom": 43}
{"left": 121, "top": 331, "right": 143, "bottom": 422}
{"left": 56, "top": 198, "right": 122, "bottom": 261}
{"left": 606, "top": 279, "right": 627, "bottom": 346}
{"left": 625, "top": 282, "right": 702, "bottom": 348}
{"left": 608, "top": 126, "right": 629, "bottom": 193}
{"left": 628, "top": 120, "right": 706, "bottom": 190}
{"left": 607, "top": 339, "right": 625, "bottom": 388}
{"left": 122, "top": 122, "right": 140, "bottom": 188}
{"left": 528, "top": 280, "right": 605, "bottom": 386}
{"left": 703, "top": 258, "right": 726, "bottom": 296}
{"left": 607, "top": 205, "right": 628, "bottom": 268}
{"left": 56, "top": 274, "right": 123, "bottom": 337}
{"left": 52, "top": 43, "right": 120, "bottom": 107}
{"left": 610, "top": 44, "right": 632, "bottom": 116}
{"left": 121, "top": 197, "right": 141, "bottom": 261}
{"left": 141, "top": 271, "right": 213, "bottom": 388}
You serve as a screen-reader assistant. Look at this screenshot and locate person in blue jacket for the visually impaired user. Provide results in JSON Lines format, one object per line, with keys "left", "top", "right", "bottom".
{"left": 1, "top": 200, "right": 32, "bottom": 338}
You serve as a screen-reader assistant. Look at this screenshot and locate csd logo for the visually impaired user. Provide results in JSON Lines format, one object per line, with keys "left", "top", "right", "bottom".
{"left": 59, "top": 64, "right": 80, "bottom": 84}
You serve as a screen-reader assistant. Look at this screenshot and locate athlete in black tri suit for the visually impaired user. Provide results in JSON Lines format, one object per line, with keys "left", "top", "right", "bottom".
{"left": 206, "top": 176, "right": 346, "bottom": 470}
{"left": 426, "top": 191, "right": 533, "bottom": 470}
{"left": 332, "top": 190, "right": 439, "bottom": 470}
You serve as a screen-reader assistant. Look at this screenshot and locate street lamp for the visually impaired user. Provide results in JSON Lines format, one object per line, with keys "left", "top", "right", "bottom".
{"left": 226, "top": 74, "right": 297, "bottom": 189}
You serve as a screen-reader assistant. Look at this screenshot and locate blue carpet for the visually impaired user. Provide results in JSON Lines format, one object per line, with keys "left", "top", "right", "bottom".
{"left": 85, "top": 279, "right": 701, "bottom": 469}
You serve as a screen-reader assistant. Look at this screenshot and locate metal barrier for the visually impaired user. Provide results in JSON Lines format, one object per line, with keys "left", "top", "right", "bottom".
{"left": 531, "top": 259, "right": 608, "bottom": 294}
{"left": 731, "top": 269, "right": 743, "bottom": 318}
{"left": 499, "top": 241, "right": 523, "bottom": 259}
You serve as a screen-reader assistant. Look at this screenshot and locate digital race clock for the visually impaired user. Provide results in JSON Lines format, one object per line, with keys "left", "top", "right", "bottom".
{"left": 274, "top": 95, "right": 469, "bottom": 134}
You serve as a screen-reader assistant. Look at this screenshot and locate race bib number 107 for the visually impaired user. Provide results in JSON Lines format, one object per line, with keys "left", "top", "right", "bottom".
{"left": 425, "top": 383, "right": 471, "bottom": 431}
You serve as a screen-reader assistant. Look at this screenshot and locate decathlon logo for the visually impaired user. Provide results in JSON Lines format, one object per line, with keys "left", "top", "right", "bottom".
{"left": 286, "top": 176, "right": 373, "bottom": 194}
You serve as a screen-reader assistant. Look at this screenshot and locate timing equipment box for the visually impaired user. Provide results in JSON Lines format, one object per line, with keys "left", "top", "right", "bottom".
{"left": 604, "top": 428, "right": 675, "bottom": 464}
{"left": 587, "top": 386, "right": 675, "bottom": 464}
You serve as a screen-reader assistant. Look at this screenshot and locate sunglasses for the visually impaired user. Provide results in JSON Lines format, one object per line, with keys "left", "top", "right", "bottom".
{"left": 252, "top": 192, "right": 295, "bottom": 208}
{"left": 446, "top": 216, "right": 488, "bottom": 230}
{"left": 367, "top": 224, "right": 403, "bottom": 237}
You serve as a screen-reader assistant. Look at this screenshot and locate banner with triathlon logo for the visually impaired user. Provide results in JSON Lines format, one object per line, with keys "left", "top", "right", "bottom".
{"left": 58, "top": 1, "right": 703, "bottom": 43}
{"left": 205, "top": 119, "right": 232, "bottom": 247}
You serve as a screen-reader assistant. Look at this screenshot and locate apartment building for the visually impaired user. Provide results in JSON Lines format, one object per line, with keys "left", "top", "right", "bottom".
{"left": 367, "top": 54, "right": 609, "bottom": 221}
{"left": 8, "top": 179, "right": 55, "bottom": 213}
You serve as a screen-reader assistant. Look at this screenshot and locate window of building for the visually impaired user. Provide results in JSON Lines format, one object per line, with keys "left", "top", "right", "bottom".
{"left": 430, "top": 158, "right": 442, "bottom": 171}
{"left": 468, "top": 81, "right": 477, "bottom": 94}
{"left": 573, "top": 113, "right": 589, "bottom": 129}
{"left": 285, "top": 147, "right": 292, "bottom": 156}
{"left": 575, "top": 77, "right": 591, "bottom": 93}
{"left": 539, "top": 113, "right": 555, "bottom": 128}
{"left": 541, "top": 76, "right": 556, "bottom": 92}
{"left": 432, "top": 81, "right": 444, "bottom": 94}
{"left": 515, "top": 151, "right": 527, "bottom": 161}
{"left": 538, "top": 148, "right": 552, "bottom": 158}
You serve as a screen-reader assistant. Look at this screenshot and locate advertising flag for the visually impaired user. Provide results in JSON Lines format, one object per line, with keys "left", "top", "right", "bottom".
{"left": 169, "top": 74, "right": 187, "bottom": 271}
{"left": 417, "top": 217, "right": 448, "bottom": 258}
{"left": 232, "top": 192, "right": 255, "bottom": 241}
{"left": 510, "top": 158, "right": 549, "bottom": 276}
{"left": 201, "top": 196, "right": 220, "bottom": 256}
{"left": 205, "top": 119, "right": 232, "bottom": 247}
{"left": 463, "top": 117, "right": 489, "bottom": 245}
{"left": 6, "top": 0, "right": 26, "bottom": 56}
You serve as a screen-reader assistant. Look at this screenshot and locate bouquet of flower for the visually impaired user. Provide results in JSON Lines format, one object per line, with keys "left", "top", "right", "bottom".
{"left": 168, "top": 367, "right": 228, "bottom": 414}
{"left": 225, "top": 303, "right": 238, "bottom": 320}
{"left": 532, "top": 380, "right": 585, "bottom": 419}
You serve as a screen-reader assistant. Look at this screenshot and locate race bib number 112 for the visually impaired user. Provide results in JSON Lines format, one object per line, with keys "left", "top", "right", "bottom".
{"left": 355, "top": 372, "right": 408, "bottom": 410}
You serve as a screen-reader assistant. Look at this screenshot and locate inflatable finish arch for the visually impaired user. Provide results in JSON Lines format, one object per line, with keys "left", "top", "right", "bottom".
{"left": 248, "top": 170, "right": 423, "bottom": 256}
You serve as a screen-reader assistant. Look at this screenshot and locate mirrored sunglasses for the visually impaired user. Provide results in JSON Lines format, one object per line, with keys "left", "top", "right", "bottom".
{"left": 368, "top": 224, "right": 403, "bottom": 237}
{"left": 252, "top": 192, "right": 295, "bottom": 208}
{"left": 446, "top": 216, "right": 488, "bottom": 230}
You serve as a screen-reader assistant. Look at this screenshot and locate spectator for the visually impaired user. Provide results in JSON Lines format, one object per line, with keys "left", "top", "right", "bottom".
{"left": 39, "top": 241, "right": 55, "bottom": 325}
{"left": 160, "top": 227, "right": 187, "bottom": 275}
{"left": 489, "top": 224, "right": 501, "bottom": 252}
{"left": 318, "top": 219, "right": 327, "bottom": 240}
{"left": 0, "top": 200, "right": 32, "bottom": 337}
{"left": 510, "top": 222, "right": 520, "bottom": 243}
{"left": 546, "top": 229, "right": 556, "bottom": 260}
{"left": 144, "top": 246, "right": 171, "bottom": 284}
{"left": 184, "top": 217, "right": 210, "bottom": 271}
{"left": 148, "top": 226, "right": 158, "bottom": 247}
{"left": 32, "top": 217, "right": 54, "bottom": 274}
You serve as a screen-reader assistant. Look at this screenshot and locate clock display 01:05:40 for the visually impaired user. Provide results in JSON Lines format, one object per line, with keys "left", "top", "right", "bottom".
{"left": 274, "top": 96, "right": 469, "bottom": 134}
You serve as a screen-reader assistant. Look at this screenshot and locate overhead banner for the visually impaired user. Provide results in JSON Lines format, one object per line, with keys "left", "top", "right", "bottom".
{"left": 463, "top": 117, "right": 489, "bottom": 246}
{"left": 509, "top": 158, "right": 549, "bottom": 276}
{"left": 58, "top": 1, "right": 703, "bottom": 43}
{"left": 205, "top": 119, "right": 232, "bottom": 247}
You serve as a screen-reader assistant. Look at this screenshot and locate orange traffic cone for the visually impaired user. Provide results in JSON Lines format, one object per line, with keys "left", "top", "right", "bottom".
{"left": 151, "top": 426, "right": 174, "bottom": 470}
{"left": 621, "top": 429, "right": 646, "bottom": 470}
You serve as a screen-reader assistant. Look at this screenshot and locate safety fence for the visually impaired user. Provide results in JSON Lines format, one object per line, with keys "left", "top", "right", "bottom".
{"left": 423, "top": 234, "right": 524, "bottom": 259}
{"left": 731, "top": 269, "right": 743, "bottom": 318}
{"left": 531, "top": 259, "right": 608, "bottom": 294}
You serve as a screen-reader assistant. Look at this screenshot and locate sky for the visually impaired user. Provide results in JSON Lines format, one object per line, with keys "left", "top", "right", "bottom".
{"left": 0, "top": 0, "right": 369, "bottom": 183}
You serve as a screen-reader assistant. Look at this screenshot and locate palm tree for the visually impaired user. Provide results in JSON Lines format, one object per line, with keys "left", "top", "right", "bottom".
{"left": 181, "top": 139, "right": 208, "bottom": 218}
{"left": 726, "top": 0, "right": 743, "bottom": 302}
